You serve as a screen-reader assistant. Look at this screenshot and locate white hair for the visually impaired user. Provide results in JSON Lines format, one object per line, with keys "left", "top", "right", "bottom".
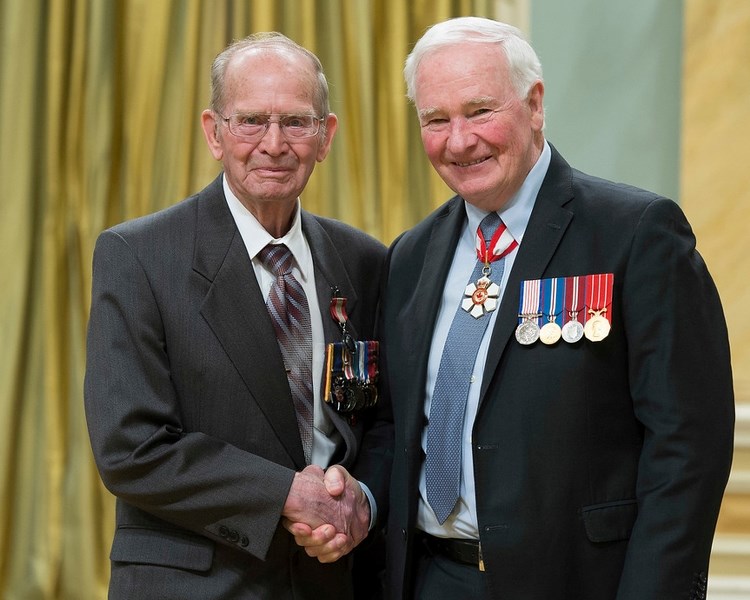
{"left": 404, "top": 16, "right": 543, "bottom": 102}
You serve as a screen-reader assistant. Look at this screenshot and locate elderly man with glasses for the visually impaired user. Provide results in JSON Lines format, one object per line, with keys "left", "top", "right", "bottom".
{"left": 84, "top": 32, "right": 392, "bottom": 600}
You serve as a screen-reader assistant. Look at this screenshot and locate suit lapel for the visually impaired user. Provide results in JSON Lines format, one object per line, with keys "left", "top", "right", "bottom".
{"left": 402, "top": 200, "right": 467, "bottom": 439}
{"left": 480, "top": 147, "right": 575, "bottom": 399}
{"left": 194, "top": 177, "right": 306, "bottom": 468}
{"left": 300, "top": 212, "right": 364, "bottom": 459}
{"left": 301, "top": 212, "right": 358, "bottom": 342}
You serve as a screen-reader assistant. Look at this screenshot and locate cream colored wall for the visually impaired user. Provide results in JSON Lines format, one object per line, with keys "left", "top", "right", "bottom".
{"left": 683, "top": 0, "right": 750, "bottom": 407}
{"left": 683, "top": 0, "right": 750, "bottom": 589}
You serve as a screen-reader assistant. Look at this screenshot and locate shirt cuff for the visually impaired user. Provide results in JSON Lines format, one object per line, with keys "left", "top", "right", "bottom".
{"left": 359, "top": 481, "right": 377, "bottom": 531}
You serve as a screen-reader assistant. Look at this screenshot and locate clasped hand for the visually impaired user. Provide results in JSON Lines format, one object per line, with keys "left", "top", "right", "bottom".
{"left": 281, "top": 464, "right": 370, "bottom": 563}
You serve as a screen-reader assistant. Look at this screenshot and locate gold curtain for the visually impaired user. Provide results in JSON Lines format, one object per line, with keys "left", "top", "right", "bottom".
{"left": 0, "top": 0, "right": 494, "bottom": 597}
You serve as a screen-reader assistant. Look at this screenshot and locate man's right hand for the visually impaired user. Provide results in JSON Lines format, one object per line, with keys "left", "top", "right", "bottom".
{"left": 281, "top": 465, "right": 370, "bottom": 562}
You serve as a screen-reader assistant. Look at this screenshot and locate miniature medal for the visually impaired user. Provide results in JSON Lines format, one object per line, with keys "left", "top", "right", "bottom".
{"left": 539, "top": 277, "right": 563, "bottom": 345}
{"left": 461, "top": 219, "right": 518, "bottom": 319}
{"left": 583, "top": 273, "right": 614, "bottom": 342}
{"left": 516, "top": 318, "right": 541, "bottom": 345}
{"left": 561, "top": 276, "right": 585, "bottom": 343}
{"left": 562, "top": 317, "right": 584, "bottom": 343}
{"left": 515, "top": 278, "right": 542, "bottom": 345}
{"left": 324, "top": 290, "right": 379, "bottom": 418}
{"left": 539, "top": 320, "right": 562, "bottom": 345}
{"left": 583, "top": 310, "right": 611, "bottom": 342}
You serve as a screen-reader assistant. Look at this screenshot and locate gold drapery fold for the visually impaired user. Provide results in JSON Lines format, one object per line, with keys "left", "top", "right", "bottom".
{"left": 0, "top": 1, "right": 495, "bottom": 597}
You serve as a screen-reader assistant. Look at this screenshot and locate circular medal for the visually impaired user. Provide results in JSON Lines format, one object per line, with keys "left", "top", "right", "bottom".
{"left": 539, "top": 321, "right": 562, "bottom": 345}
{"left": 562, "top": 319, "right": 584, "bottom": 343}
{"left": 515, "top": 319, "right": 540, "bottom": 345}
{"left": 583, "top": 315, "right": 611, "bottom": 342}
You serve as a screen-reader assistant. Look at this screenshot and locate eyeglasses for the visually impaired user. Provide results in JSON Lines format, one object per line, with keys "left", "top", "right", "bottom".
{"left": 420, "top": 108, "right": 503, "bottom": 133}
{"left": 219, "top": 112, "right": 325, "bottom": 140}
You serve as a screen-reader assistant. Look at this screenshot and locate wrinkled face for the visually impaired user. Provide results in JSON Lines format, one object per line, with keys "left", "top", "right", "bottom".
{"left": 414, "top": 43, "right": 544, "bottom": 211}
{"left": 202, "top": 48, "right": 337, "bottom": 213}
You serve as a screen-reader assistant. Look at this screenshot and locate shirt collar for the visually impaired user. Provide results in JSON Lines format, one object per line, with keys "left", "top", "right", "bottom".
{"left": 464, "top": 140, "right": 552, "bottom": 243}
{"left": 222, "top": 175, "right": 312, "bottom": 281}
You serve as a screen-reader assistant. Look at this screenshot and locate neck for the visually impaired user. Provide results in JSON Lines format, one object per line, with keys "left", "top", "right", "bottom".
{"left": 241, "top": 198, "right": 297, "bottom": 239}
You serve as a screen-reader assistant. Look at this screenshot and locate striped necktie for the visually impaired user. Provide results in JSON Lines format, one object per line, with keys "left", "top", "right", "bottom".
{"left": 257, "top": 243, "right": 314, "bottom": 464}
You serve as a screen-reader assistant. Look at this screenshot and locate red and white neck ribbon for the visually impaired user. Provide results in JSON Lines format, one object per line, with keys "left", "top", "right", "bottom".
{"left": 475, "top": 221, "right": 518, "bottom": 265}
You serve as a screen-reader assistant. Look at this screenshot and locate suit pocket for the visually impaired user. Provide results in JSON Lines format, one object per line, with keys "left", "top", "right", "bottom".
{"left": 110, "top": 525, "right": 215, "bottom": 572}
{"left": 580, "top": 499, "right": 638, "bottom": 543}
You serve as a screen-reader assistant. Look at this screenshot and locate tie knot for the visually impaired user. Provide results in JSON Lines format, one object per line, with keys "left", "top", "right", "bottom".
{"left": 258, "top": 243, "right": 294, "bottom": 275}
{"left": 479, "top": 212, "right": 502, "bottom": 244}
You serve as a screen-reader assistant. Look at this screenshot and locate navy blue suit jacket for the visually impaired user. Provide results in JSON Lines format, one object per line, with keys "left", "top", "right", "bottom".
{"left": 382, "top": 146, "right": 733, "bottom": 599}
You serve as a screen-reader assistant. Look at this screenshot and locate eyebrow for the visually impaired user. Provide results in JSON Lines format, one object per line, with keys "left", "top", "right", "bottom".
{"left": 418, "top": 96, "right": 498, "bottom": 120}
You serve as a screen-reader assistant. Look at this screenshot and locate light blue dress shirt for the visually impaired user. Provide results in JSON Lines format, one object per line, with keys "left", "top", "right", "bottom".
{"left": 417, "top": 141, "right": 552, "bottom": 539}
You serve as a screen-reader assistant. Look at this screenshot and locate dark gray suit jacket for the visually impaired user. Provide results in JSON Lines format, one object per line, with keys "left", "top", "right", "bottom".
{"left": 382, "top": 146, "right": 734, "bottom": 600}
{"left": 84, "top": 175, "right": 392, "bottom": 599}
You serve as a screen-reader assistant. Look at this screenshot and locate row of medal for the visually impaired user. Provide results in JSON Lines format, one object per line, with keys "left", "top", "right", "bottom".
{"left": 515, "top": 273, "right": 614, "bottom": 346}
{"left": 323, "top": 293, "right": 379, "bottom": 417}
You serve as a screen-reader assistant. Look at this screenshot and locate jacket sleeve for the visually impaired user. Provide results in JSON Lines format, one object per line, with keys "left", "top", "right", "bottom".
{"left": 84, "top": 229, "right": 295, "bottom": 561}
{"left": 616, "top": 198, "right": 734, "bottom": 598}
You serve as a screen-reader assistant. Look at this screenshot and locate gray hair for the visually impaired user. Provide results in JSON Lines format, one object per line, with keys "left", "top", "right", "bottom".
{"left": 209, "top": 32, "right": 330, "bottom": 116}
{"left": 404, "top": 17, "right": 543, "bottom": 102}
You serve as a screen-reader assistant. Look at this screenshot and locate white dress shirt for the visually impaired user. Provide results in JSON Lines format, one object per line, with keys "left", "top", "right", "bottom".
{"left": 223, "top": 178, "right": 341, "bottom": 468}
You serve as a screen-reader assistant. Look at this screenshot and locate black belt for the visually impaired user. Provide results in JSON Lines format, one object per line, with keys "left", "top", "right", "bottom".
{"left": 418, "top": 532, "right": 485, "bottom": 571}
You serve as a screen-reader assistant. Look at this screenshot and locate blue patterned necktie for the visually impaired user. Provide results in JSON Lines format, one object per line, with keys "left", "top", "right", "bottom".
{"left": 258, "top": 243, "right": 314, "bottom": 464}
{"left": 425, "top": 212, "right": 506, "bottom": 524}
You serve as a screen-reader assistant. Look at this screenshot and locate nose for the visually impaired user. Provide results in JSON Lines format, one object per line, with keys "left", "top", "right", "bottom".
{"left": 445, "top": 118, "right": 477, "bottom": 154}
{"left": 259, "top": 121, "right": 287, "bottom": 155}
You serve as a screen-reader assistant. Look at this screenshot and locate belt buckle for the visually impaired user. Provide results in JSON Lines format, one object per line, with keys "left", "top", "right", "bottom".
{"left": 478, "top": 542, "right": 485, "bottom": 572}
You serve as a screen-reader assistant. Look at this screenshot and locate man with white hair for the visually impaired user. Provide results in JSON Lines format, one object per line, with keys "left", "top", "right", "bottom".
{"left": 380, "top": 16, "right": 733, "bottom": 600}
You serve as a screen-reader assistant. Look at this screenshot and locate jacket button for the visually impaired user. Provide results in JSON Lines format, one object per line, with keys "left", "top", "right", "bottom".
{"left": 219, "top": 526, "right": 229, "bottom": 537}
{"left": 402, "top": 528, "right": 407, "bottom": 541}
{"left": 227, "top": 530, "right": 239, "bottom": 543}
{"left": 241, "top": 536, "right": 249, "bottom": 547}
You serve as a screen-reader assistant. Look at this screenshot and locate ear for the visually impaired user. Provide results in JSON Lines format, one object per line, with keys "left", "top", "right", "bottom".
{"left": 527, "top": 81, "right": 545, "bottom": 132}
{"left": 316, "top": 113, "right": 339, "bottom": 162}
{"left": 201, "top": 109, "right": 224, "bottom": 160}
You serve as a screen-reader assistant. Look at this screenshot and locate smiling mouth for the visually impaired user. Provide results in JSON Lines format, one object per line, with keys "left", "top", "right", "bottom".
{"left": 454, "top": 156, "right": 491, "bottom": 167}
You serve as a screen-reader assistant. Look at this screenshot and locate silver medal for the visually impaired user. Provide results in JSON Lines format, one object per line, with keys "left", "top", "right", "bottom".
{"left": 561, "top": 319, "right": 584, "bottom": 343}
{"left": 515, "top": 319, "right": 540, "bottom": 345}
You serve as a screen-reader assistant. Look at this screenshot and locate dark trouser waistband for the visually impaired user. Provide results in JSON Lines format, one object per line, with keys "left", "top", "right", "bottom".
{"left": 417, "top": 531, "right": 484, "bottom": 570}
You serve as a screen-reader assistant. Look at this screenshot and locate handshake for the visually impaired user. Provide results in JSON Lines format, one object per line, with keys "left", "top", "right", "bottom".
{"left": 281, "top": 464, "right": 370, "bottom": 563}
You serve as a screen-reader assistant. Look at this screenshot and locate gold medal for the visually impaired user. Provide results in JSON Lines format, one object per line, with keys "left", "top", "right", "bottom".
{"left": 583, "top": 309, "right": 611, "bottom": 342}
{"left": 582, "top": 274, "right": 614, "bottom": 342}
{"left": 539, "top": 277, "right": 563, "bottom": 345}
{"left": 539, "top": 321, "right": 562, "bottom": 345}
